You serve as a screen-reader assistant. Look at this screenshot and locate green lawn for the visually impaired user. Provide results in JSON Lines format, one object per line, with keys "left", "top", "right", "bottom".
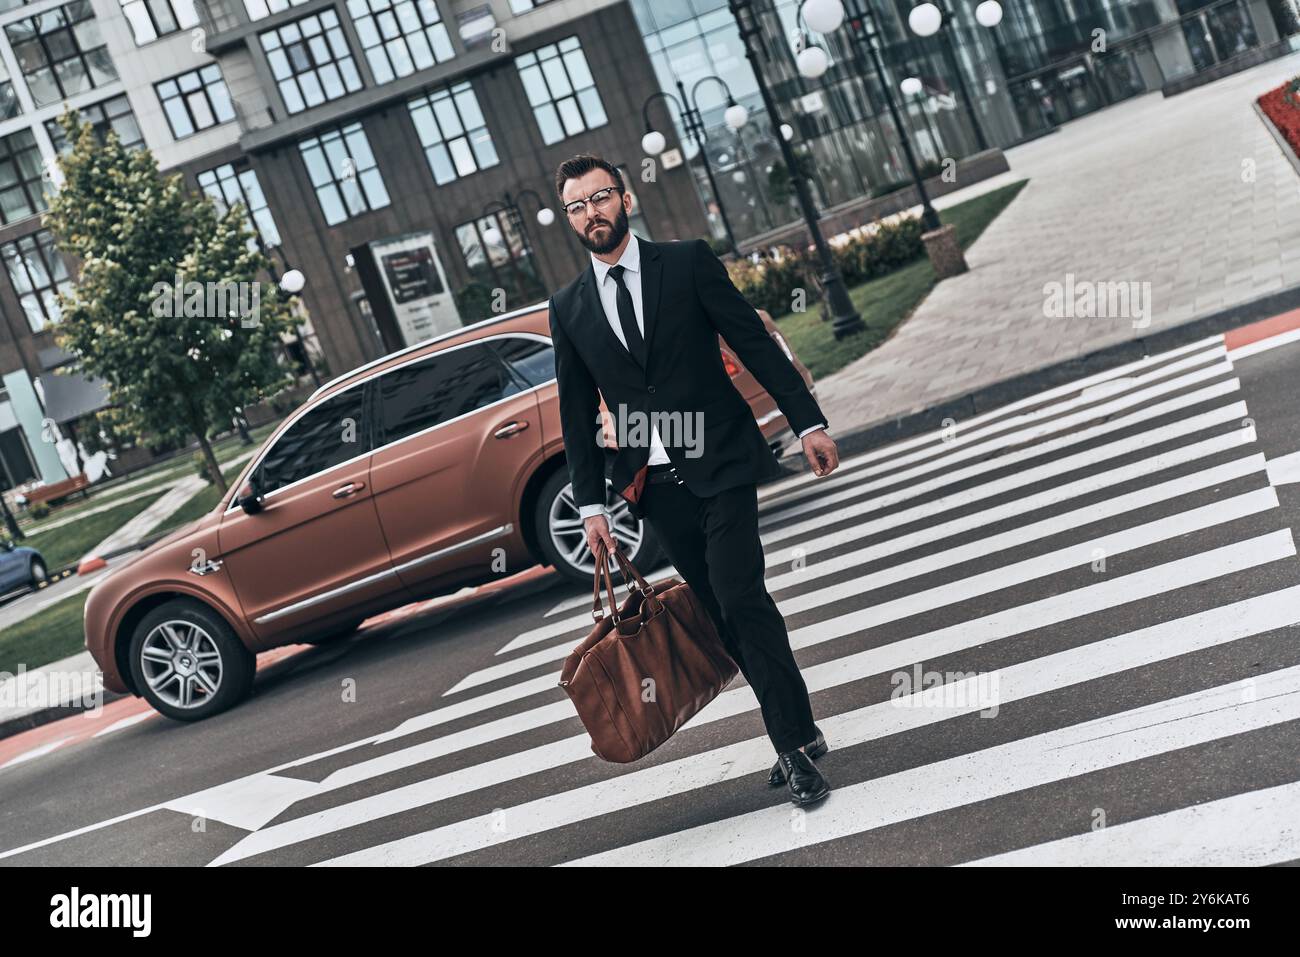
{"left": 777, "top": 180, "right": 1029, "bottom": 381}
{"left": 0, "top": 590, "right": 90, "bottom": 675}
{"left": 16, "top": 495, "right": 159, "bottom": 572}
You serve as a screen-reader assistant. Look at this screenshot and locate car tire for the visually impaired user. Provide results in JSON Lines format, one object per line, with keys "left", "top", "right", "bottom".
{"left": 303, "top": 618, "right": 365, "bottom": 645}
{"left": 128, "top": 598, "right": 255, "bottom": 722}
{"left": 534, "top": 469, "right": 662, "bottom": 587}
{"left": 28, "top": 560, "right": 46, "bottom": 587}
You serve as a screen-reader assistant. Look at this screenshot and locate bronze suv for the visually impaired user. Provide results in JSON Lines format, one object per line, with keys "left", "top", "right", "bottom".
{"left": 84, "top": 302, "right": 816, "bottom": 720}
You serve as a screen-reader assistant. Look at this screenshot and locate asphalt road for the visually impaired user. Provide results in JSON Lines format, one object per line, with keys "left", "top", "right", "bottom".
{"left": 3, "top": 322, "right": 1300, "bottom": 866}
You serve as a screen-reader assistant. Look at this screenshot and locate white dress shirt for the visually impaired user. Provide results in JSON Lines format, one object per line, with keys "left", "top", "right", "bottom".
{"left": 580, "top": 235, "right": 825, "bottom": 521}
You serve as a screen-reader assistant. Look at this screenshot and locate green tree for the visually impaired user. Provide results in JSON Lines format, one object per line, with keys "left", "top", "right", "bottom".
{"left": 43, "top": 110, "right": 294, "bottom": 493}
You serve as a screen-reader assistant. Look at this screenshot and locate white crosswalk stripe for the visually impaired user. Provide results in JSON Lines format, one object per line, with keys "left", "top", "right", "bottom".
{"left": 20, "top": 335, "right": 1288, "bottom": 868}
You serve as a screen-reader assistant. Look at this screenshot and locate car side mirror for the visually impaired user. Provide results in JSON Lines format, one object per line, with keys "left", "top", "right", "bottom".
{"left": 237, "top": 479, "right": 265, "bottom": 516}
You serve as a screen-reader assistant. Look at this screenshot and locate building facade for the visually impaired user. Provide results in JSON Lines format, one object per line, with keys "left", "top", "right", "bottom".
{"left": 0, "top": 0, "right": 712, "bottom": 490}
{"left": 0, "top": 0, "right": 1296, "bottom": 490}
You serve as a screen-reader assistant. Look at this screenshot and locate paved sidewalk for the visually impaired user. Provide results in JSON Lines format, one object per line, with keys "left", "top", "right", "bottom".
{"left": 816, "top": 52, "right": 1300, "bottom": 434}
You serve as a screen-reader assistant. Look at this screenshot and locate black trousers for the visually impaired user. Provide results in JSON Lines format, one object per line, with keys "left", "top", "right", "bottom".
{"left": 638, "top": 474, "right": 819, "bottom": 754}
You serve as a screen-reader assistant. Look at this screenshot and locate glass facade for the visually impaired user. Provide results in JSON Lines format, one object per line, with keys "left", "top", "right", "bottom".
{"left": 627, "top": 0, "right": 1289, "bottom": 246}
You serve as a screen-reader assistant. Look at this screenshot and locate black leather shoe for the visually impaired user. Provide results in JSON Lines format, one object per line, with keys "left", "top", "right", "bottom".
{"left": 768, "top": 727, "right": 828, "bottom": 787}
{"left": 775, "top": 749, "right": 831, "bottom": 806}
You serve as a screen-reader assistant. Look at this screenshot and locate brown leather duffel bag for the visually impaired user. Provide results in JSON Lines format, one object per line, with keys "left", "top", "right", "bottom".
{"left": 559, "top": 542, "right": 739, "bottom": 763}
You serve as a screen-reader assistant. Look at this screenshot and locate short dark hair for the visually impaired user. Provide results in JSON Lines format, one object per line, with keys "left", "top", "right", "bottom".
{"left": 554, "top": 154, "right": 624, "bottom": 200}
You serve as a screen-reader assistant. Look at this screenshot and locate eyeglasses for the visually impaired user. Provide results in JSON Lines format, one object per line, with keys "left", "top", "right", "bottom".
{"left": 563, "top": 186, "right": 623, "bottom": 219}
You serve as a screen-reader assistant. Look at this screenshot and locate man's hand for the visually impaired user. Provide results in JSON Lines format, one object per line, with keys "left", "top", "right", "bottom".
{"left": 584, "top": 513, "right": 617, "bottom": 557}
{"left": 802, "top": 429, "right": 839, "bottom": 477}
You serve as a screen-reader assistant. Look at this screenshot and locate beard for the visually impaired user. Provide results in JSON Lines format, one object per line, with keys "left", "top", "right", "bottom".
{"left": 576, "top": 205, "right": 630, "bottom": 255}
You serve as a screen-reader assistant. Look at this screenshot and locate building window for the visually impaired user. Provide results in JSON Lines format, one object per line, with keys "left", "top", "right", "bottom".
{"left": 514, "top": 37, "right": 606, "bottom": 145}
{"left": 0, "top": 53, "right": 20, "bottom": 121}
{"left": 298, "top": 122, "right": 390, "bottom": 226}
{"left": 455, "top": 211, "right": 545, "bottom": 316}
{"left": 346, "top": 0, "right": 455, "bottom": 84}
{"left": 0, "top": 130, "right": 46, "bottom": 224}
{"left": 46, "top": 94, "right": 144, "bottom": 152}
{"left": 243, "top": 0, "right": 310, "bottom": 20}
{"left": 260, "top": 10, "right": 363, "bottom": 115}
{"left": 197, "top": 162, "right": 281, "bottom": 248}
{"left": 5, "top": 2, "right": 118, "bottom": 109}
{"left": 407, "top": 81, "right": 497, "bottom": 185}
{"left": 156, "top": 64, "right": 235, "bottom": 138}
{"left": 507, "top": 0, "right": 553, "bottom": 12}
{"left": 120, "top": 0, "right": 198, "bottom": 44}
{"left": 2, "top": 230, "right": 72, "bottom": 333}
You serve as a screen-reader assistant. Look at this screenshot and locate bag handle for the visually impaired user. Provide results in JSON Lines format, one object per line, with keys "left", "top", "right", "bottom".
{"left": 590, "top": 541, "right": 621, "bottom": 624}
{"left": 609, "top": 542, "right": 662, "bottom": 616}
{"left": 609, "top": 542, "right": 653, "bottom": 596}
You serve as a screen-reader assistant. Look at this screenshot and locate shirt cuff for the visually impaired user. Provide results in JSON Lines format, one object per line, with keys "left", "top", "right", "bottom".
{"left": 578, "top": 503, "right": 607, "bottom": 520}
{"left": 797, "top": 423, "right": 828, "bottom": 438}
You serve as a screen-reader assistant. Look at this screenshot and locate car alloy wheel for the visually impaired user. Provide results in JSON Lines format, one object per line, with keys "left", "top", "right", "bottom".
{"left": 533, "top": 469, "right": 663, "bottom": 586}
{"left": 139, "top": 619, "right": 225, "bottom": 710}
{"left": 548, "top": 480, "right": 644, "bottom": 577}
{"left": 29, "top": 561, "right": 45, "bottom": 585}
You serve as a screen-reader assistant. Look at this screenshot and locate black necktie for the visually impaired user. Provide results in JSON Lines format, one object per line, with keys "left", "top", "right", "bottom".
{"left": 607, "top": 265, "right": 646, "bottom": 368}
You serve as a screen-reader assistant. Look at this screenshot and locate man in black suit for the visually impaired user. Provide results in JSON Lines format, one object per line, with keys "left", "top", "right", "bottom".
{"left": 547, "top": 154, "right": 840, "bottom": 806}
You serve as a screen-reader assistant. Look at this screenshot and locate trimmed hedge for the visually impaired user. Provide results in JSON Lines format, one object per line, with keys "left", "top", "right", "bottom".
{"left": 726, "top": 212, "right": 925, "bottom": 318}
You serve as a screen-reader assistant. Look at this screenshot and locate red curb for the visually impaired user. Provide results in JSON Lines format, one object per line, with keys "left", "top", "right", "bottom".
{"left": 1224, "top": 307, "right": 1300, "bottom": 351}
{"left": 76, "top": 556, "right": 106, "bottom": 576}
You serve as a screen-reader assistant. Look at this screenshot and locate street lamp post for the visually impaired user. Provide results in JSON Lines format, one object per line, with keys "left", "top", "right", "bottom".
{"left": 482, "top": 188, "right": 558, "bottom": 288}
{"left": 907, "top": 1, "right": 997, "bottom": 154}
{"left": 728, "top": 0, "right": 865, "bottom": 340}
{"left": 901, "top": 74, "right": 944, "bottom": 163}
{"left": 642, "top": 78, "right": 746, "bottom": 257}
{"left": 831, "top": 0, "right": 943, "bottom": 232}
{"left": 258, "top": 239, "right": 322, "bottom": 388}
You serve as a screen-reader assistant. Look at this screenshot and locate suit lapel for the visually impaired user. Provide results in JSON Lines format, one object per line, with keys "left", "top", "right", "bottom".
{"left": 638, "top": 239, "right": 662, "bottom": 363}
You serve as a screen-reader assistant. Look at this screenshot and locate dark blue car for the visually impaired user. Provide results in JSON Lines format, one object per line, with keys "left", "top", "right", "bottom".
{"left": 0, "top": 539, "right": 46, "bottom": 594}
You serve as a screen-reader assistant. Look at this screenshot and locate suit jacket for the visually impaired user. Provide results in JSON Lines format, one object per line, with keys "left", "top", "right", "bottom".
{"left": 548, "top": 238, "right": 827, "bottom": 520}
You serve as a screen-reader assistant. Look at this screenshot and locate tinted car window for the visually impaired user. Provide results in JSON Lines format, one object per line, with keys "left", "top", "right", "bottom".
{"left": 256, "top": 385, "right": 368, "bottom": 494}
{"left": 493, "top": 336, "right": 556, "bottom": 387}
{"left": 379, "top": 343, "right": 522, "bottom": 445}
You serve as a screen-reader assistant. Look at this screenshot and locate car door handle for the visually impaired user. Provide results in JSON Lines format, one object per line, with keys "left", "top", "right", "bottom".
{"left": 332, "top": 482, "right": 365, "bottom": 499}
{"left": 493, "top": 420, "right": 530, "bottom": 439}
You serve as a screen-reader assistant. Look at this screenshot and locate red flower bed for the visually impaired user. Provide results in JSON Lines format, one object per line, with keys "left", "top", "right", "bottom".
{"left": 1259, "top": 77, "right": 1300, "bottom": 157}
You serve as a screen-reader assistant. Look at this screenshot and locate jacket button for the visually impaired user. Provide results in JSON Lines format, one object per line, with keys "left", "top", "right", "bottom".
{"left": 647, "top": 385, "right": 656, "bottom": 394}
